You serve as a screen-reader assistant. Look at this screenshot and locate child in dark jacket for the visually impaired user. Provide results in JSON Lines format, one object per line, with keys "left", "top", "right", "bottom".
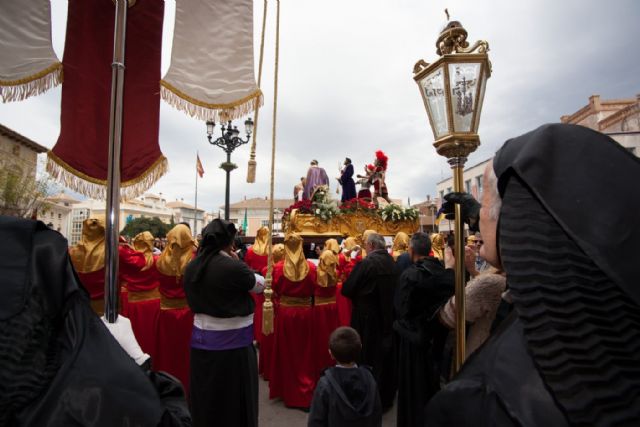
{"left": 308, "top": 327, "right": 382, "bottom": 427}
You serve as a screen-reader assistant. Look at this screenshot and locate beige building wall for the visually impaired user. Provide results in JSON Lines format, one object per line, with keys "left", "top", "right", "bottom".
{"left": 227, "top": 198, "right": 292, "bottom": 237}
{"left": 0, "top": 124, "right": 46, "bottom": 178}
{"left": 561, "top": 94, "right": 640, "bottom": 156}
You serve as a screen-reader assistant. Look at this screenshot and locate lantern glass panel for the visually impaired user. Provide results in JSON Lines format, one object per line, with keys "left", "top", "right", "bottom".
{"left": 448, "top": 62, "right": 481, "bottom": 133}
{"left": 474, "top": 66, "right": 488, "bottom": 132}
{"left": 420, "top": 66, "right": 449, "bottom": 138}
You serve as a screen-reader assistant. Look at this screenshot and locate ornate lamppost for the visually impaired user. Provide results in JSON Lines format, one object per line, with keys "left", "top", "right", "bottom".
{"left": 206, "top": 118, "right": 254, "bottom": 220}
{"left": 413, "top": 16, "right": 491, "bottom": 372}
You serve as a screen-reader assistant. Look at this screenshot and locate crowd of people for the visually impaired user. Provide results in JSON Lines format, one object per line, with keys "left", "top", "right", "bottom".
{"left": 67, "top": 209, "right": 509, "bottom": 427}
{"left": 2, "top": 124, "right": 639, "bottom": 426}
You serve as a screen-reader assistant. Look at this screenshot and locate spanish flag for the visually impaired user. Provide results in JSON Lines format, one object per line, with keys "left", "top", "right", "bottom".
{"left": 196, "top": 154, "right": 205, "bottom": 178}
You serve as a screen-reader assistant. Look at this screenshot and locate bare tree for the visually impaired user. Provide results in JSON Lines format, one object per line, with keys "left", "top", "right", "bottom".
{"left": 0, "top": 168, "right": 52, "bottom": 218}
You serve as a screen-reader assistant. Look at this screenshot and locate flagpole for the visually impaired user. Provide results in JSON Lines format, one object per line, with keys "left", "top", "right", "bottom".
{"left": 104, "top": 0, "right": 130, "bottom": 323}
{"left": 194, "top": 152, "right": 198, "bottom": 237}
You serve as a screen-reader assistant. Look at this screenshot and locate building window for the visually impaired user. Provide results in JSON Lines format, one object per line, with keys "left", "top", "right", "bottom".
{"left": 261, "top": 220, "right": 270, "bottom": 227}
{"left": 476, "top": 175, "right": 483, "bottom": 196}
{"left": 446, "top": 187, "right": 452, "bottom": 194}
{"left": 58, "top": 213, "right": 62, "bottom": 219}
{"left": 465, "top": 179, "right": 471, "bottom": 193}
{"left": 439, "top": 190, "right": 444, "bottom": 201}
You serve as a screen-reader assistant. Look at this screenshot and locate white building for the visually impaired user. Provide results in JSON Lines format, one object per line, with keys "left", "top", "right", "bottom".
{"left": 166, "top": 200, "right": 206, "bottom": 236}
{"left": 40, "top": 192, "right": 80, "bottom": 239}
{"left": 70, "top": 193, "right": 174, "bottom": 244}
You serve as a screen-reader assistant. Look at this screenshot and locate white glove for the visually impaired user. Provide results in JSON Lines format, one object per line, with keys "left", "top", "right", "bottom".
{"left": 252, "top": 273, "right": 266, "bottom": 293}
{"left": 101, "top": 315, "right": 150, "bottom": 366}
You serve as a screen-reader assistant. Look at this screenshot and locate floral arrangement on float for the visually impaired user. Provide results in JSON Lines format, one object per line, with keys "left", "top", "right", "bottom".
{"left": 282, "top": 186, "right": 419, "bottom": 224}
{"left": 379, "top": 203, "right": 419, "bottom": 222}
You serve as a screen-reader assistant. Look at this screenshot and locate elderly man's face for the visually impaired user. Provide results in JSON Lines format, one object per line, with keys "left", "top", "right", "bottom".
{"left": 479, "top": 161, "right": 501, "bottom": 268}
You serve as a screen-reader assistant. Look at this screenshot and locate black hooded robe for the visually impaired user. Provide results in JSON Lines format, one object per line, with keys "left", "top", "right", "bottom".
{"left": 0, "top": 216, "right": 190, "bottom": 427}
{"left": 342, "top": 249, "right": 398, "bottom": 409}
{"left": 393, "top": 257, "right": 454, "bottom": 427}
{"left": 308, "top": 366, "right": 382, "bottom": 427}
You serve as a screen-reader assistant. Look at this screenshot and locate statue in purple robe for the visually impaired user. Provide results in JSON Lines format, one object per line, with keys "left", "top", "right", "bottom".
{"left": 303, "top": 160, "right": 330, "bottom": 200}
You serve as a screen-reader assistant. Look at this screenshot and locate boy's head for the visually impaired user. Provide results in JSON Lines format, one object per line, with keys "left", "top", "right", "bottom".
{"left": 329, "top": 326, "right": 362, "bottom": 364}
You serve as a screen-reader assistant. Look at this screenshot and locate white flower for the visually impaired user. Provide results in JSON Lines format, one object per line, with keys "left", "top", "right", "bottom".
{"left": 315, "top": 209, "right": 320, "bottom": 214}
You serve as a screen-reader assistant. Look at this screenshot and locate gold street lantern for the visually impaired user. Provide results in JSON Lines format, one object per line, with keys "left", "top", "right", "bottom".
{"left": 413, "top": 17, "right": 491, "bottom": 372}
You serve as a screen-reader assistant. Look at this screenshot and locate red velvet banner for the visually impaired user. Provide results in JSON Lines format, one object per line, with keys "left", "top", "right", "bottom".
{"left": 48, "top": 0, "right": 166, "bottom": 199}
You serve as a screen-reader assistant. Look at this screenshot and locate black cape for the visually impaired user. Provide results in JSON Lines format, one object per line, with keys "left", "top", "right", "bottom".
{"left": 342, "top": 249, "right": 398, "bottom": 408}
{"left": 0, "top": 216, "right": 190, "bottom": 427}
{"left": 393, "top": 257, "right": 454, "bottom": 427}
{"left": 308, "top": 366, "right": 382, "bottom": 427}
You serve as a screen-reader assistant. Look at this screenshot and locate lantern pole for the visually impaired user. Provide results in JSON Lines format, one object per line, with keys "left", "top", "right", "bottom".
{"left": 104, "top": 0, "right": 135, "bottom": 323}
{"left": 413, "top": 17, "right": 491, "bottom": 372}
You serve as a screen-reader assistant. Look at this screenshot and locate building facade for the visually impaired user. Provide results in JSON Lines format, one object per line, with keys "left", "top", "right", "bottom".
{"left": 69, "top": 193, "right": 174, "bottom": 245}
{"left": 410, "top": 196, "right": 440, "bottom": 234}
{"left": 561, "top": 94, "right": 640, "bottom": 156}
{"left": 226, "top": 197, "right": 292, "bottom": 237}
{"left": 166, "top": 200, "right": 206, "bottom": 236}
{"left": 0, "top": 123, "right": 49, "bottom": 217}
{"left": 0, "top": 123, "right": 47, "bottom": 178}
{"left": 39, "top": 192, "right": 80, "bottom": 239}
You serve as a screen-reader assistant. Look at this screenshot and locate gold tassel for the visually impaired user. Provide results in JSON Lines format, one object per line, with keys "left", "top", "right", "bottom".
{"left": 247, "top": 158, "right": 257, "bottom": 183}
{"left": 262, "top": 285, "right": 274, "bottom": 335}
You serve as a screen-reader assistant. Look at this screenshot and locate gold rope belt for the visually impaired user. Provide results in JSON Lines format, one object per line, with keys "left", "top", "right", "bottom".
{"left": 160, "top": 295, "right": 188, "bottom": 310}
{"left": 128, "top": 288, "right": 161, "bottom": 303}
{"left": 313, "top": 295, "right": 336, "bottom": 305}
{"left": 90, "top": 298, "right": 105, "bottom": 316}
{"left": 314, "top": 295, "right": 336, "bottom": 306}
{"left": 279, "top": 295, "right": 312, "bottom": 307}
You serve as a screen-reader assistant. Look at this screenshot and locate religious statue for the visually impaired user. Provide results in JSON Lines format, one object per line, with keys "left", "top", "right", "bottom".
{"left": 303, "top": 159, "right": 330, "bottom": 200}
{"left": 337, "top": 157, "right": 357, "bottom": 202}
{"left": 357, "top": 150, "right": 390, "bottom": 205}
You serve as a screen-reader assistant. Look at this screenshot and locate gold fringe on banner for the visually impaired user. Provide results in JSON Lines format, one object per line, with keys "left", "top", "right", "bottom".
{"left": 159, "top": 80, "right": 263, "bottom": 123}
{"left": 0, "top": 62, "right": 63, "bottom": 103}
{"left": 46, "top": 151, "right": 168, "bottom": 200}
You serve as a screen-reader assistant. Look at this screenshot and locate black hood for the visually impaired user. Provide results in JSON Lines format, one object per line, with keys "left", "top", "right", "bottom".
{"left": 325, "top": 367, "right": 379, "bottom": 420}
{"left": 492, "top": 124, "right": 640, "bottom": 425}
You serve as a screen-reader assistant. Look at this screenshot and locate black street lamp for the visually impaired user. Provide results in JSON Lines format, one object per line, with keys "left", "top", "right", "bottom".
{"left": 206, "top": 118, "right": 254, "bottom": 220}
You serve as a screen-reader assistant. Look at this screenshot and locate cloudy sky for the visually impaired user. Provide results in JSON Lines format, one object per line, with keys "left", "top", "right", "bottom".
{"left": 2, "top": 0, "right": 639, "bottom": 213}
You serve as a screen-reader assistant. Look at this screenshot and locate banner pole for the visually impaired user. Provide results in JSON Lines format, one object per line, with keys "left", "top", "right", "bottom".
{"left": 194, "top": 153, "right": 199, "bottom": 237}
{"left": 104, "top": 0, "right": 129, "bottom": 323}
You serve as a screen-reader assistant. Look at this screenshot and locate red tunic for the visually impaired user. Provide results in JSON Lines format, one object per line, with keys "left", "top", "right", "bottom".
{"left": 269, "top": 261, "right": 317, "bottom": 408}
{"left": 155, "top": 270, "right": 194, "bottom": 393}
{"left": 118, "top": 244, "right": 147, "bottom": 316}
{"left": 336, "top": 253, "right": 359, "bottom": 326}
{"left": 244, "top": 247, "right": 268, "bottom": 345}
{"left": 73, "top": 245, "right": 146, "bottom": 316}
{"left": 120, "top": 249, "right": 160, "bottom": 359}
{"left": 313, "top": 282, "right": 339, "bottom": 376}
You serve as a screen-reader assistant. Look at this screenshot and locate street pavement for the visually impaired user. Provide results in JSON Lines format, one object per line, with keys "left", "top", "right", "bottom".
{"left": 258, "top": 375, "right": 397, "bottom": 426}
